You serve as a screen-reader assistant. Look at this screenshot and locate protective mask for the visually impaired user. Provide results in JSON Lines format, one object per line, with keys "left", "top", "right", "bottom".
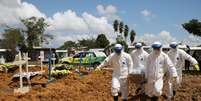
{"left": 153, "top": 49, "right": 161, "bottom": 54}
{"left": 114, "top": 45, "right": 123, "bottom": 55}
{"left": 136, "top": 47, "right": 141, "bottom": 50}
{"left": 115, "top": 50, "right": 122, "bottom": 55}
{"left": 170, "top": 48, "right": 177, "bottom": 52}
{"left": 136, "top": 48, "right": 143, "bottom": 52}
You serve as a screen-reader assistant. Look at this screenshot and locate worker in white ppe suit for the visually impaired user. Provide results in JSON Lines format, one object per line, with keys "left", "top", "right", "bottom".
{"left": 129, "top": 42, "right": 149, "bottom": 95}
{"left": 96, "top": 44, "right": 133, "bottom": 101}
{"left": 167, "top": 42, "right": 200, "bottom": 99}
{"left": 168, "top": 42, "right": 200, "bottom": 85}
{"left": 130, "top": 42, "right": 149, "bottom": 74}
{"left": 145, "top": 42, "right": 177, "bottom": 101}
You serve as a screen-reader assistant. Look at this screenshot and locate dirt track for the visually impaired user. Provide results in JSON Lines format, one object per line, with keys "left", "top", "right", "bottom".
{"left": 0, "top": 67, "right": 201, "bottom": 101}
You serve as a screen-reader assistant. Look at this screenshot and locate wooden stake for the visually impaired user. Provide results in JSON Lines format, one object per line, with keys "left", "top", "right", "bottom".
{"left": 19, "top": 51, "right": 23, "bottom": 88}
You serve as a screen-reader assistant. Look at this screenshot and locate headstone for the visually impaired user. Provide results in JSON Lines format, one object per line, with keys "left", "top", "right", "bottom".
{"left": 52, "top": 53, "right": 56, "bottom": 67}
{"left": 0, "top": 56, "right": 5, "bottom": 64}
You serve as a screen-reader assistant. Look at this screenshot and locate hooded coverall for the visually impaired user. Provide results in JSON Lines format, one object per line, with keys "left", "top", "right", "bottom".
{"left": 145, "top": 50, "right": 177, "bottom": 97}
{"left": 97, "top": 52, "right": 133, "bottom": 100}
{"left": 130, "top": 48, "right": 149, "bottom": 74}
{"left": 167, "top": 48, "right": 198, "bottom": 98}
{"left": 130, "top": 48, "right": 149, "bottom": 96}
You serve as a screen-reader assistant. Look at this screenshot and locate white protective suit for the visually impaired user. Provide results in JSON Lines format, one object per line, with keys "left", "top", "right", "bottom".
{"left": 167, "top": 48, "right": 198, "bottom": 98}
{"left": 145, "top": 50, "right": 177, "bottom": 97}
{"left": 167, "top": 48, "right": 198, "bottom": 85}
{"left": 130, "top": 48, "right": 149, "bottom": 74}
{"left": 97, "top": 52, "right": 133, "bottom": 99}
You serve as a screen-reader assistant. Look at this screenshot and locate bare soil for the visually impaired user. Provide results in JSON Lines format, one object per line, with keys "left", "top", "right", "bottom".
{"left": 0, "top": 67, "right": 201, "bottom": 101}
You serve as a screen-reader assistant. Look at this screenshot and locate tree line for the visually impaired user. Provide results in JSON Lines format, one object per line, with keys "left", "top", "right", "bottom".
{"left": 59, "top": 34, "right": 110, "bottom": 50}
{"left": 0, "top": 16, "right": 201, "bottom": 61}
{"left": 0, "top": 17, "right": 52, "bottom": 52}
{"left": 113, "top": 19, "right": 136, "bottom": 45}
{"left": 59, "top": 19, "right": 138, "bottom": 51}
{"left": 0, "top": 17, "right": 52, "bottom": 61}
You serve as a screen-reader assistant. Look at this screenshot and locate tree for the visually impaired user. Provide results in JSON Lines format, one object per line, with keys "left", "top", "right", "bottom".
{"left": 96, "top": 34, "right": 110, "bottom": 48}
{"left": 0, "top": 39, "right": 2, "bottom": 48}
{"left": 119, "top": 21, "right": 124, "bottom": 34}
{"left": 59, "top": 41, "right": 77, "bottom": 50}
{"left": 1, "top": 28, "right": 25, "bottom": 61}
{"left": 21, "top": 17, "right": 52, "bottom": 49}
{"left": 116, "top": 38, "right": 129, "bottom": 53}
{"left": 111, "top": 19, "right": 137, "bottom": 52}
{"left": 78, "top": 38, "right": 97, "bottom": 49}
{"left": 113, "top": 20, "right": 119, "bottom": 33}
{"left": 1, "top": 28, "right": 25, "bottom": 50}
{"left": 182, "top": 19, "right": 201, "bottom": 37}
{"left": 130, "top": 29, "right": 136, "bottom": 44}
{"left": 124, "top": 25, "right": 129, "bottom": 41}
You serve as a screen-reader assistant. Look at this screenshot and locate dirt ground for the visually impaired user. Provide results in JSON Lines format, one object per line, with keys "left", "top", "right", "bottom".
{"left": 0, "top": 66, "right": 201, "bottom": 101}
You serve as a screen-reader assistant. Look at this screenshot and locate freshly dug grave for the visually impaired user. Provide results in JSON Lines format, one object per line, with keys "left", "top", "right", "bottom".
{"left": 0, "top": 68, "right": 201, "bottom": 101}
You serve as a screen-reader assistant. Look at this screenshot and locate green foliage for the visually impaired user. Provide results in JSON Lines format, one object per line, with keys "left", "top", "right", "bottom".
{"left": 113, "top": 20, "right": 119, "bottom": 32}
{"left": 113, "top": 19, "right": 137, "bottom": 46}
{"left": 116, "top": 35, "right": 128, "bottom": 52}
{"left": 0, "top": 40, "right": 2, "bottom": 48}
{"left": 1, "top": 28, "right": 23, "bottom": 49}
{"left": 1, "top": 16, "right": 52, "bottom": 53}
{"left": 59, "top": 34, "right": 110, "bottom": 50}
{"left": 182, "top": 19, "right": 201, "bottom": 37}
{"left": 78, "top": 38, "right": 97, "bottom": 49}
{"left": 124, "top": 25, "right": 129, "bottom": 40}
{"left": 96, "top": 34, "right": 110, "bottom": 48}
{"left": 0, "top": 28, "right": 26, "bottom": 61}
{"left": 21, "top": 17, "right": 52, "bottom": 49}
{"left": 59, "top": 41, "right": 78, "bottom": 50}
{"left": 0, "top": 16, "right": 53, "bottom": 61}
{"left": 119, "top": 21, "right": 124, "bottom": 34}
{"left": 1, "top": 28, "right": 27, "bottom": 53}
{"left": 130, "top": 29, "right": 136, "bottom": 44}
{"left": 116, "top": 35, "right": 124, "bottom": 43}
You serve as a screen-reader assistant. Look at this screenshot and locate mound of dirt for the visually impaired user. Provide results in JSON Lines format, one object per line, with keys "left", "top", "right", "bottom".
{"left": 0, "top": 68, "right": 201, "bottom": 101}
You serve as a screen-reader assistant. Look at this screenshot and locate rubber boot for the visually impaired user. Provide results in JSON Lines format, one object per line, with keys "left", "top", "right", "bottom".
{"left": 140, "top": 93, "right": 147, "bottom": 101}
{"left": 151, "top": 96, "right": 158, "bottom": 101}
{"left": 113, "top": 96, "right": 118, "bottom": 101}
{"left": 173, "top": 90, "right": 176, "bottom": 96}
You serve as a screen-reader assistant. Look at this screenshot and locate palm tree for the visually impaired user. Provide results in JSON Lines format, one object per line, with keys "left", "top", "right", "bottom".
{"left": 124, "top": 25, "right": 129, "bottom": 41}
{"left": 113, "top": 20, "right": 119, "bottom": 34}
{"left": 130, "top": 29, "right": 136, "bottom": 45}
{"left": 119, "top": 21, "right": 124, "bottom": 35}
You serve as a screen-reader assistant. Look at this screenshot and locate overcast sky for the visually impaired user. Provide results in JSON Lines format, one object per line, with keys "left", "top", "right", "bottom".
{"left": 0, "top": 0, "right": 201, "bottom": 47}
